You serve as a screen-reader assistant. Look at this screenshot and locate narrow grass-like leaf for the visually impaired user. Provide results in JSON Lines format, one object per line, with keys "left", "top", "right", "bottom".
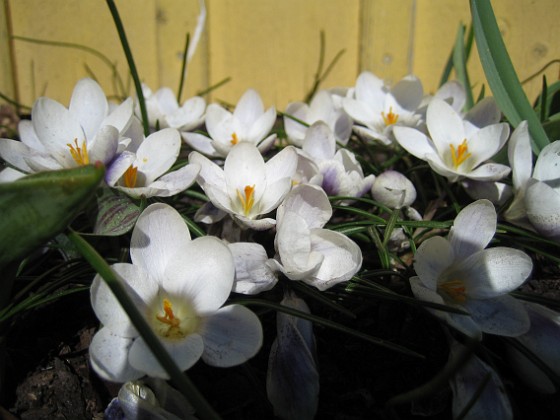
{"left": 453, "top": 24, "right": 474, "bottom": 110}
{"left": 470, "top": 0, "right": 550, "bottom": 152}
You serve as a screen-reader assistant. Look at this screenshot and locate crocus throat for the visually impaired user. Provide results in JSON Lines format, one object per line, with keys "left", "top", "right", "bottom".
{"left": 123, "top": 165, "right": 138, "bottom": 188}
{"left": 67, "top": 138, "right": 89, "bottom": 166}
{"left": 236, "top": 184, "right": 255, "bottom": 216}
{"left": 156, "top": 298, "right": 180, "bottom": 327}
{"left": 438, "top": 279, "right": 467, "bottom": 303}
{"left": 230, "top": 132, "right": 239, "bottom": 145}
{"left": 450, "top": 139, "right": 472, "bottom": 169}
{"left": 381, "top": 107, "right": 399, "bottom": 126}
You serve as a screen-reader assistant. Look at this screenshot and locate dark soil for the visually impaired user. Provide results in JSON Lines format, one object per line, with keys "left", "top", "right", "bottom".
{"left": 1, "top": 277, "right": 560, "bottom": 419}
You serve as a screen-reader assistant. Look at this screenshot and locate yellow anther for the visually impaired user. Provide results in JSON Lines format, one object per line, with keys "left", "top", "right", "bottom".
{"left": 236, "top": 184, "right": 256, "bottom": 216}
{"left": 230, "top": 132, "right": 239, "bottom": 145}
{"left": 438, "top": 279, "right": 467, "bottom": 303}
{"left": 381, "top": 107, "right": 399, "bottom": 126}
{"left": 123, "top": 165, "right": 138, "bottom": 188}
{"left": 450, "top": 139, "right": 472, "bottom": 169}
{"left": 156, "top": 298, "right": 180, "bottom": 327}
{"left": 67, "top": 138, "right": 89, "bottom": 165}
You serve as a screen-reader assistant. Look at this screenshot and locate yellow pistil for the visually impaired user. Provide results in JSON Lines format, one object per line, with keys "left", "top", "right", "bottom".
{"left": 230, "top": 132, "right": 239, "bottom": 145}
{"left": 156, "top": 298, "right": 180, "bottom": 328}
{"left": 381, "top": 107, "right": 399, "bottom": 126}
{"left": 236, "top": 184, "right": 256, "bottom": 216}
{"left": 450, "top": 139, "right": 472, "bottom": 169}
{"left": 438, "top": 279, "right": 467, "bottom": 303}
{"left": 123, "top": 165, "right": 138, "bottom": 188}
{"left": 67, "top": 138, "right": 89, "bottom": 165}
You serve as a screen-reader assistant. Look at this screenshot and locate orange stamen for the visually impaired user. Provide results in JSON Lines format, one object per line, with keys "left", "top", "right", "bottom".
{"left": 236, "top": 184, "right": 255, "bottom": 216}
{"left": 123, "top": 165, "right": 138, "bottom": 188}
{"left": 381, "top": 107, "right": 399, "bottom": 126}
{"left": 230, "top": 132, "right": 239, "bottom": 145}
{"left": 67, "top": 138, "right": 89, "bottom": 165}
{"left": 450, "top": 139, "right": 472, "bottom": 169}
{"left": 438, "top": 279, "right": 467, "bottom": 303}
{"left": 156, "top": 298, "right": 180, "bottom": 327}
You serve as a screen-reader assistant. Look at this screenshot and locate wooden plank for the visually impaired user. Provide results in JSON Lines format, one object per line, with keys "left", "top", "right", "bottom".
{"left": 0, "top": 0, "right": 16, "bottom": 103}
{"left": 413, "top": 0, "right": 560, "bottom": 102}
{"left": 8, "top": 0, "right": 160, "bottom": 106}
{"left": 205, "top": 0, "right": 361, "bottom": 109}
{"left": 359, "top": 0, "right": 415, "bottom": 86}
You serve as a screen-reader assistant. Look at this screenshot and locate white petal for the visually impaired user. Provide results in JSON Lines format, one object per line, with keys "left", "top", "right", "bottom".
{"left": 464, "top": 295, "right": 530, "bottom": 336}
{"left": 426, "top": 98, "right": 465, "bottom": 157}
{"left": 277, "top": 183, "right": 332, "bottom": 229}
{"left": 0, "top": 138, "right": 34, "bottom": 172}
{"left": 507, "top": 121, "right": 533, "bottom": 191}
{"left": 18, "top": 119, "right": 46, "bottom": 152}
{"left": 131, "top": 203, "right": 192, "bottom": 279}
{"left": 182, "top": 132, "right": 220, "bottom": 157}
{"left": 448, "top": 199, "right": 496, "bottom": 258}
{"left": 102, "top": 97, "right": 134, "bottom": 133}
{"left": 145, "top": 163, "right": 200, "bottom": 197}
{"left": 393, "top": 126, "right": 437, "bottom": 160}
{"left": 306, "top": 228, "right": 362, "bottom": 290}
{"left": 264, "top": 145, "right": 298, "bottom": 184}
{"left": 164, "top": 236, "right": 234, "bottom": 314}
{"left": 533, "top": 139, "right": 560, "bottom": 183}
{"left": 302, "top": 121, "right": 336, "bottom": 161}
{"left": 206, "top": 104, "right": 234, "bottom": 143}
{"left": 200, "top": 304, "right": 263, "bottom": 367}
{"left": 390, "top": 75, "right": 423, "bottom": 112}
{"left": 224, "top": 142, "right": 266, "bottom": 204}
{"left": 106, "top": 151, "right": 136, "bottom": 186}
{"left": 32, "top": 97, "right": 86, "bottom": 167}
{"left": 90, "top": 264, "right": 156, "bottom": 338}
{"left": 465, "top": 97, "right": 501, "bottom": 128}
{"left": 229, "top": 242, "right": 278, "bottom": 295}
{"left": 69, "top": 78, "right": 108, "bottom": 141}
{"left": 525, "top": 180, "right": 560, "bottom": 240}
{"left": 247, "top": 106, "right": 276, "bottom": 143}
{"left": 233, "top": 89, "right": 264, "bottom": 126}
{"left": 466, "top": 123, "right": 510, "bottom": 168}
{"left": 135, "top": 128, "right": 180, "bottom": 185}
{"left": 371, "top": 170, "right": 416, "bottom": 209}
{"left": 88, "top": 125, "right": 119, "bottom": 165}
{"left": 414, "top": 236, "right": 454, "bottom": 290}
{"left": 283, "top": 102, "right": 309, "bottom": 145}
{"left": 188, "top": 151, "right": 231, "bottom": 211}
{"left": 466, "top": 162, "right": 511, "bottom": 182}
{"left": 354, "top": 71, "right": 385, "bottom": 110}
{"left": 342, "top": 97, "right": 376, "bottom": 126}
{"left": 89, "top": 327, "right": 143, "bottom": 382}
{"left": 452, "top": 247, "right": 532, "bottom": 298}
{"left": 129, "top": 334, "right": 204, "bottom": 378}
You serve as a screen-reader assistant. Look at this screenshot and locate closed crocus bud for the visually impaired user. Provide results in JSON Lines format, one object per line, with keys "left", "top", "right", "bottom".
{"left": 371, "top": 170, "right": 416, "bottom": 209}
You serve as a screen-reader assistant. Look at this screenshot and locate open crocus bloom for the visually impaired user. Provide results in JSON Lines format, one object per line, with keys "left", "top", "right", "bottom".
{"left": 189, "top": 142, "right": 297, "bottom": 230}
{"left": 89, "top": 203, "right": 263, "bottom": 382}
{"left": 524, "top": 140, "right": 560, "bottom": 240}
{"left": 394, "top": 98, "right": 511, "bottom": 183}
{"left": 0, "top": 78, "right": 133, "bottom": 179}
{"left": 284, "top": 90, "right": 353, "bottom": 147}
{"left": 269, "top": 183, "right": 362, "bottom": 291}
{"left": 410, "top": 199, "right": 532, "bottom": 338}
{"left": 106, "top": 128, "right": 200, "bottom": 198}
{"left": 183, "top": 89, "right": 276, "bottom": 158}
{"left": 300, "top": 121, "right": 375, "bottom": 199}
{"left": 343, "top": 71, "right": 424, "bottom": 145}
{"left": 140, "top": 84, "right": 206, "bottom": 132}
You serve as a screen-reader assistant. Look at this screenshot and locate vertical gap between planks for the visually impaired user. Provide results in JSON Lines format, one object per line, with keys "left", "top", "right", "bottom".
{"left": 406, "top": 0, "right": 417, "bottom": 75}
{"left": 2, "top": 0, "right": 19, "bottom": 107}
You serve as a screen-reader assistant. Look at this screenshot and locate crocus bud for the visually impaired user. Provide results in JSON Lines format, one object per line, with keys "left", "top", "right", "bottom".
{"left": 371, "top": 170, "right": 416, "bottom": 209}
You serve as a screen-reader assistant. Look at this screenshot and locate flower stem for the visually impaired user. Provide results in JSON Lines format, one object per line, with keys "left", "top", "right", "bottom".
{"left": 67, "top": 231, "right": 221, "bottom": 420}
{"left": 106, "top": 0, "right": 149, "bottom": 137}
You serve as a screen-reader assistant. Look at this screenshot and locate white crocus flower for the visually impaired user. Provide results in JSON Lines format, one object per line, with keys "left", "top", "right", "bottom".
{"left": 284, "top": 90, "right": 353, "bottom": 147}
{"left": 524, "top": 140, "right": 560, "bottom": 240}
{"left": 394, "top": 98, "right": 511, "bottom": 183}
{"left": 371, "top": 170, "right": 416, "bottom": 209}
{"left": 89, "top": 203, "right": 263, "bottom": 382}
{"left": 300, "top": 121, "right": 375, "bottom": 199}
{"left": 270, "top": 183, "right": 362, "bottom": 291}
{"left": 189, "top": 142, "right": 297, "bottom": 230}
{"left": 410, "top": 199, "right": 532, "bottom": 338}
{"left": 0, "top": 78, "right": 133, "bottom": 177}
{"left": 106, "top": 128, "right": 199, "bottom": 199}
{"left": 228, "top": 242, "right": 278, "bottom": 295}
{"left": 140, "top": 84, "right": 206, "bottom": 132}
{"left": 342, "top": 71, "right": 423, "bottom": 145}
{"left": 183, "top": 89, "right": 276, "bottom": 158}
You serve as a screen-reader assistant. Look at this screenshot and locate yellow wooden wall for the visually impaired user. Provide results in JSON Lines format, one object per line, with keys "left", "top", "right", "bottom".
{"left": 1, "top": 0, "right": 558, "bottom": 111}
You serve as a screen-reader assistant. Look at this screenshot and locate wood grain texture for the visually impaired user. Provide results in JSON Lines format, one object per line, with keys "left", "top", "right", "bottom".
{"left": 1, "top": 0, "right": 558, "bottom": 109}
